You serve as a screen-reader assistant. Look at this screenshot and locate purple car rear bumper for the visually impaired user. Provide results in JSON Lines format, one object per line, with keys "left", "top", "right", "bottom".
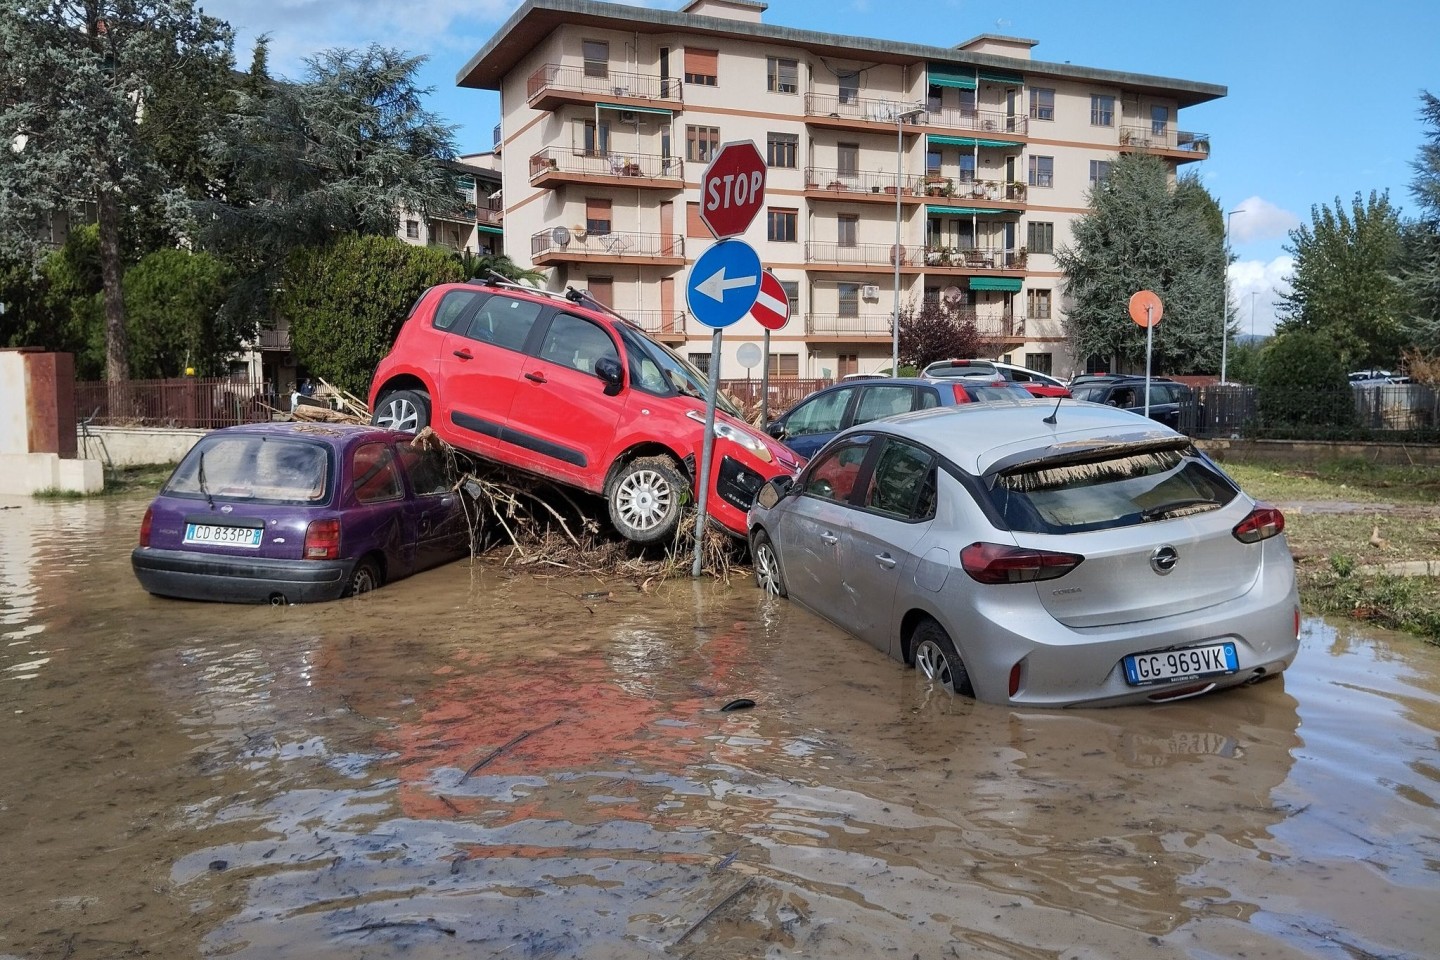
{"left": 131, "top": 547, "right": 356, "bottom": 604}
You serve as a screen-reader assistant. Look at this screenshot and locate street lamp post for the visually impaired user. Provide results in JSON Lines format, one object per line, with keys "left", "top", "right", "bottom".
{"left": 893, "top": 105, "right": 925, "bottom": 376}
{"left": 1221, "top": 208, "right": 1244, "bottom": 384}
{"left": 1249, "top": 290, "right": 1260, "bottom": 340}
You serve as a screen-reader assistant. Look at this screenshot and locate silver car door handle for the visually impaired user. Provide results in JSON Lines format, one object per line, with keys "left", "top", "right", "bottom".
{"left": 874, "top": 553, "right": 897, "bottom": 569}
{"left": 819, "top": 532, "right": 838, "bottom": 545}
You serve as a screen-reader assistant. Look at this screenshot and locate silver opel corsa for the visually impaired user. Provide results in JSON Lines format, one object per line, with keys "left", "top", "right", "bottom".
{"left": 746, "top": 401, "right": 1300, "bottom": 707}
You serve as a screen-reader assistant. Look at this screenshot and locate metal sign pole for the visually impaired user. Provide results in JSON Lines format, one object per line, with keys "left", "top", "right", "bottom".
{"left": 759, "top": 329, "right": 771, "bottom": 430}
{"left": 691, "top": 327, "right": 724, "bottom": 577}
{"left": 1144, "top": 305, "right": 1153, "bottom": 419}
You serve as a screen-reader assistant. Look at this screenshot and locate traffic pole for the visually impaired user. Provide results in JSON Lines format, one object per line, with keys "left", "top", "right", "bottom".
{"left": 692, "top": 327, "right": 724, "bottom": 577}
{"left": 1144, "top": 304, "right": 1153, "bottom": 420}
{"left": 759, "top": 329, "right": 771, "bottom": 430}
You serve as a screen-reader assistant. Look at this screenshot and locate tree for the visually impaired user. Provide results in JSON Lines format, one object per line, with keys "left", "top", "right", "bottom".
{"left": 897, "top": 298, "right": 1002, "bottom": 371}
{"left": 1401, "top": 91, "right": 1440, "bottom": 352}
{"left": 1253, "top": 331, "right": 1356, "bottom": 433}
{"left": 193, "top": 44, "right": 460, "bottom": 327}
{"left": 121, "top": 248, "right": 234, "bottom": 377}
{"left": 1276, "top": 192, "right": 1411, "bottom": 370}
{"left": 0, "top": 0, "right": 234, "bottom": 381}
{"left": 1055, "top": 154, "right": 1229, "bottom": 374}
{"left": 278, "top": 235, "right": 465, "bottom": 395}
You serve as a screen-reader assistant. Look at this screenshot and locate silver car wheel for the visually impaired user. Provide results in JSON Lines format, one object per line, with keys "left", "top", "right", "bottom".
{"left": 754, "top": 540, "right": 784, "bottom": 596}
{"left": 915, "top": 639, "right": 957, "bottom": 693}
{"left": 615, "top": 467, "right": 674, "bottom": 532}
{"left": 375, "top": 396, "right": 419, "bottom": 432}
{"left": 348, "top": 560, "right": 381, "bottom": 597}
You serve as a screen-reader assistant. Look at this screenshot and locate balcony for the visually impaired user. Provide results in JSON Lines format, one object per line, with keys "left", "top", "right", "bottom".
{"left": 804, "top": 167, "right": 925, "bottom": 204}
{"left": 526, "top": 64, "right": 681, "bottom": 111}
{"left": 1119, "top": 126, "right": 1211, "bottom": 163}
{"left": 492, "top": 122, "right": 502, "bottom": 153}
{"left": 476, "top": 202, "right": 503, "bottom": 228}
{"left": 923, "top": 107, "right": 1028, "bottom": 137}
{"left": 805, "top": 313, "right": 896, "bottom": 339}
{"left": 920, "top": 246, "right": 1027, "bottom": 273}
{"left": 803, "top": 93, "right": 928, "bottom": 133}
{"left": 623, "top": 310, "right": 688, "bottom": 343}
{"left": 257, "top": 328, "right": 290, "bottom": 352}
{"left": 804, "top": 241, "right": 925, "bottom": 274}
{"left": 529, "top": 148, "right": 683, "bottom": 190}
{"left": 530, "top": 229, "right": 685, "bottom": 267}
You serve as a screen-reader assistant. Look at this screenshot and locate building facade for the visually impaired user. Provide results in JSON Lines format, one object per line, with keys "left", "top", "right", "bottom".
{"left": 460, "top": 0, "right": 1221, "bottom": 380}
{"left": 397, "top": 156, "right": 506, "bottom": 258}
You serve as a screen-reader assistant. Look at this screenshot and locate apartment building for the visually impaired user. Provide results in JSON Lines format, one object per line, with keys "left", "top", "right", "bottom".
{"left": 459, "top": 0, "right": 1222, "bottom": 380}
{"left": 397, "top": 156, "right": 505, "bottom": 258}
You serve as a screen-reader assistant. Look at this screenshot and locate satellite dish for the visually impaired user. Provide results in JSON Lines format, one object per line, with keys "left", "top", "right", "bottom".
{"left": 942, "top": 286, "right": 963, "bottom": 303}
{"left": 550, "top": 226, "right": 571, "bottom": 246}
{"left": 571, "top": 224, "right": 588, "bottom": 239}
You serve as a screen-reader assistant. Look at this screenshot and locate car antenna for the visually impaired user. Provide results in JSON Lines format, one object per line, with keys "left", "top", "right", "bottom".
{"left": 1043, "top": 397, "right": 1062, "bottom": 425}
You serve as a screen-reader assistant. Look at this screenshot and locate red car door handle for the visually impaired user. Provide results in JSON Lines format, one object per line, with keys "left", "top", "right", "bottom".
{"left": 524, "top": 371, "right": 547, "bottom": 384}
{"left": 452, "top": 348, "right": 473, "bottom": 360}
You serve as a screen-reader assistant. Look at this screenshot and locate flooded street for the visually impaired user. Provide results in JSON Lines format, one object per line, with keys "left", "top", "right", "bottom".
{"left": 2, "top": 493, "right": 1438, "bottom": 960}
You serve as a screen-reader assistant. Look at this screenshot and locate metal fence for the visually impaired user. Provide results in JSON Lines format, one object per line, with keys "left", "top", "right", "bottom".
{"left": 720, "top": 378, "right": 833, "bottom": 419}
{"left": 1187, "top": 383, "right": 1440, "bottom": 441}
{"left": 75, "top": 376, "right": 272, "bottom": 430}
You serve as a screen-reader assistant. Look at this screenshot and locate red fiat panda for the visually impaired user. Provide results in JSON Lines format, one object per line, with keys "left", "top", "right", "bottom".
{"left": 367, "top": 278, "right": 803, "bottom": 545}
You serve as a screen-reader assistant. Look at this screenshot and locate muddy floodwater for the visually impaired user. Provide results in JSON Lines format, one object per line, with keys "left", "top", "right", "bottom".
{"left": 2, "top": 494, "right": 1438, "bottom": 960}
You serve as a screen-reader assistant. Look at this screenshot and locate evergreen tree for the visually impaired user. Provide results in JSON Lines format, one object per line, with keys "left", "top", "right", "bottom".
{"left": 0, "top": 0, "right": 233, "bottom": 380}
{"left": 1276, "top": 192, "right": 1410, "bottom": 369}
{"left": 122, "top": 248, "right": 234, "bottom": 377}
{"left": 1055, "top": 154, "right": 1229, "bottom": 374}
{"left": 1401, "top": 91, "right": 1440, "bottom": 352}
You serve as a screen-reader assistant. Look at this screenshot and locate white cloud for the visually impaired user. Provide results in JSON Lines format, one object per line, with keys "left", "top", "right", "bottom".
{"left": 1227, "top": 196, "right": 1301, "bottom": 245}
{"left": 1228, "top": 256, "right": 1293, "bottom": 338}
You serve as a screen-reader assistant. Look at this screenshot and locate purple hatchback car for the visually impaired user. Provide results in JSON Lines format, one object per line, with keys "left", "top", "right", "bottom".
{"left": 132, "top": 423, "right": 471, "bottom": 604}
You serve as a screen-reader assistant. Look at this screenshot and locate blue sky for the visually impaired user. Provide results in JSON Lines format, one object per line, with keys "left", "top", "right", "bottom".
{"left": 206, "top": 0, "right": 1440, "bottom": 336}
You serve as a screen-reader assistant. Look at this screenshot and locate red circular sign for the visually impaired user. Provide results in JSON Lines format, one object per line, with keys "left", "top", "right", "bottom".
{"left": 1128, "top": 290, "right": 1164, "bottom": 328}
{"left": 750, "top": 269, "right": 790, "bottom": 331}
{"left": 699, "top": 141, "right": 767, "bottom": 239}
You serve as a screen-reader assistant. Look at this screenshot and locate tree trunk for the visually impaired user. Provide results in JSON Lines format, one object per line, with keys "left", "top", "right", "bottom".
{"left": 98, "top": 189, "right": 129, "bottom": 382}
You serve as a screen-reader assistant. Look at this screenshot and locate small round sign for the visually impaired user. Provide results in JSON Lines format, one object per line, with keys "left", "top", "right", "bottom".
{"left": 1128, "top": 290, "right": 1164, "bottom": 328}
{"left": 736, "top": 342, "right": 763, "bottom": 369}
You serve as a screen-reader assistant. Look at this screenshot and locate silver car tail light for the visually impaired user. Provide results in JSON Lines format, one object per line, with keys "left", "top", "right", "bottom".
{"left": 960, "top": 542, "right": 1084, "bottom": 584}
{"left": 1232, "top": 505, "right": 1285, "bottom": 544}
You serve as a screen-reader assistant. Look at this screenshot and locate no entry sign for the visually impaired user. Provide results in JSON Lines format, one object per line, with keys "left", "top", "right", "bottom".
{"left": 699, "top": 141, "right": 767, "bottom": 239}
{"left": 750, "top": 270, "right": 790, "bottom": 331}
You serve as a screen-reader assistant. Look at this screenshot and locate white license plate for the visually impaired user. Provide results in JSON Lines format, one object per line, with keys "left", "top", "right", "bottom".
{"left": 1123, "top": 642, "right": 1238, "bottom": 686}
{"left": 183, "top": 523, "right": 263, "bottom": 548}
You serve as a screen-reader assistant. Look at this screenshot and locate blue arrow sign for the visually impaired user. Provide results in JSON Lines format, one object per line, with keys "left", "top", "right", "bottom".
{"left": 686, "top": 239, "right": 761, "bottom": 329}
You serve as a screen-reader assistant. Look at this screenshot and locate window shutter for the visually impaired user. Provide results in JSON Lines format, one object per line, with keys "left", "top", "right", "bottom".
{"left": 686, "top": 202, "right": 707, "bottom": 238}
{"left": 684, "top": 48, "right": 718, "bottom": 77}
{"left": 586, "top": 198, "right": 611, "bottom": 221}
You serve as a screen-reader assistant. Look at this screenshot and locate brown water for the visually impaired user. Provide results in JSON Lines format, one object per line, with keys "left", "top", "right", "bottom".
{"left": 1, "top": 493, "right": 1437, "bottom": 960}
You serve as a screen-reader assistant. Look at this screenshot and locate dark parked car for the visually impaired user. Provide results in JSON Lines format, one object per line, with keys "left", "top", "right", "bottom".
{"left": 766, "top": 376, "right": 1031, "bottom": 459}
{"left": 1069, "top": 376, "right": 1197, "bottom": 431}
{"left": 132, "top": 423, "right": 472, "bottom": 604}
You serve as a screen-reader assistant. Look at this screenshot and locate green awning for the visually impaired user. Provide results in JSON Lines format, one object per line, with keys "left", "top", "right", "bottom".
{"left": 927, "top": 62, "right": 977, "bottom": 90}
{"left": 476, "top": 224, "right": 503, "bottom": 235}
{"left": 926, "top": 205, "right": 1007, "bottom": 217}
{"left": 969, "top": 277, "right": 1022, "bottom": 292}
{"left": 927, "top": 134, "right": 1023, "bottom": 150}
{"left": 596, "top": 102, "right": 673, "bottom": 116}
{"left": 977, "top": 69, "right": 1024, "bottom": 86}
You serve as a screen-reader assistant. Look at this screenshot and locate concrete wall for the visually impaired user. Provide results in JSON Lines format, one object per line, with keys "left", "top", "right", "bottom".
{"left": 78, "top": 426, "right": 205, "bottom": 468}
{"left": 1198, "top": 438, "right": 1440, "bottom": 467}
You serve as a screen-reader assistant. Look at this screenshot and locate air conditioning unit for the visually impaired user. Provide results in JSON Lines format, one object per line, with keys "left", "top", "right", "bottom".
{"left": 617, "top": 110, "right": 640, "bottom": 124}
{"left": 860, "top": 284, "right": 881, "bottom": 300}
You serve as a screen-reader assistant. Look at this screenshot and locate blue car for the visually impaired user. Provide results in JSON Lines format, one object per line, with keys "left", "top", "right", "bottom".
{"left": 132, "top": 423, "right": 472, "bottom": 604}
{"left": 766, "top": 376, "right": 1031, "bottom": 459}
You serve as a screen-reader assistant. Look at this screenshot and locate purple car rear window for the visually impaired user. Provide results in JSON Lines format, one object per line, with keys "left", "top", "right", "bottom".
{"left": 167, "top": 437, "right": 330, "bottom": 504}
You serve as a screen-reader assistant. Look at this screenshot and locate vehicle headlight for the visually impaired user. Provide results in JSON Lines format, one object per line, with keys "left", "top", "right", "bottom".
{"left": 686, "top": 409, "right": 773, "bottom": 463}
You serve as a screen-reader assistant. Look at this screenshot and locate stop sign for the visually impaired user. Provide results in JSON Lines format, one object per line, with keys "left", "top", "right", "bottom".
{"left": 699, "top": 141, "right": 767, "bottom": 239}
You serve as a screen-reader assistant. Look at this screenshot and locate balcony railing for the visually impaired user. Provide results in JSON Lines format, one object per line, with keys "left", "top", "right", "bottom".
{"left": 1119, "top": 125, "right": 1211, "bottom": 156}
{"left": 804, "top": 93, "right": 927, "bottom": 125}
{"left": 804, "top": 166, "right": 923, "bottom": 196}
{"left": 529, "top": 148, "right": 683, "bottom": 184}
{"left": 924, "top": 107, "right": 1028, "bottom": 137}
{"left": 805, "top": 241, "right": 924, "bottom": 268}
{"left": 530, "top": 229, "right": 683, "bottom": 261}
{"left": 621, "top": 310, "right": 688, "bottom": 338}
{"left": 257, "top": 329, "right": 290, "bottom": 351}
{"left": 921, "top": 246, "right": 1027, "bottom": 270}
{"left": 805, "top": 314, "right": 896, "bottom": 337}
{"left": 477, "top": 202, "right": 503, "bottom": 227}
{"left": 526, "top": 64, "right": 680, "bottom": 105}
{"left": 492, "top": 122, "right": 502, "bottom": 150}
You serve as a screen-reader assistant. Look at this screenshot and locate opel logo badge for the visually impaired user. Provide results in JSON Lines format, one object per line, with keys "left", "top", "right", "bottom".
{"left": 1151, "top": 545, "right": 1179, "bottom": 575}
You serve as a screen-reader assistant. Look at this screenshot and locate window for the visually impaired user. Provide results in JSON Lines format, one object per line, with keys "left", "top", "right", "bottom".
{"left": 927, "top": 84, "right": 943, "bottom": 113}
{"left": 837, "top": 142, "right": 859, "bottom": 178}
{"left": 837, "top": 283, "right": 859, "bottom": 317}
{"left": 689, "top": 352, "right": 711, "bottom": 374}
{"left": 925, "top": 149, "right": 942, "bottom": 177}
{"left": 767, "top": 57, "right": 798, "bottom": 94}
{"left": 1030, "top": 87, "right": 1055, "bottom": 121}
{"left": 1090, "top": 94, "right": 1115, "bottom": 126}
{"left": 837, "top": 215, "right": 858, "bottom": 248}
{"left": 865, "top": 439, "right": 937, "bottom": 520}
{"left": 780, "top": 280, "right": 799, "bottom": 315}
{"left": 684, "top": 48, "right": 718, "bottom": 86}
{"left": 686, "top": 125, "right": 720, "bottom": 162}
{"left": 1025, "top": 352, "right": 1053, "bottom": 375}
{"left": 855, "top": 385, "right": 922, "bottom": 425}
{"left": 582, "top": 40, "right": 608, "bottom": 79}
{"left": 405, "top": 219, "right": 419, "bottom": 239}
{"left": 352, "top": 443, "right": 403, "bottom": 504}
{"left": 838, "top": 70, "right": 859, "bottom": 104}
{"left": 433, "top": 290, "right": 483, "bottom": 331}
{"left": 582, "top": 120, "right": 610, "bottom": 156}
{"left": 585, "top": 197, "right": 611, "bottom": 236}
{"left": 1151, "top": 104, "right": 1170, "bottom": 137}
{"left": 539, "top": 313, "right": 619, "bottom": 377}
{"left": 787, "top": 389, "right": 852, "bottom": 437}
{"left": 686, "top": 202, "right": 707, "bottom": 238}
{"left": 465, "top": 295, "right": 543, "bottom": 352}
{"left": 1026, "top": 221, "right": 1054, "bottom": 255}
{"left": 958, "top": 153, "right": 976, "bottom": 183}
{"left": 837, "top": 354, "right": 858, "bottom": 377}
{"left": 767, "top": 132, "right": 798, "bottom": 168}
{"left": 397, "top": 444, "right": 452, "bottom": 496}
{"left": 768, "top": 207, "right": 797, "bottom": 243}
{"left": 1089, "top": 160, "right": 1113, "bottom": 185}
{"left": 804, "top": 439, "right": 870, "bottom": 503}
{"left": 1028, "top": 155, "right": 1053, "bottom": 188}
{"left": 1027, "top": 288, "right": 1051, "bottom": 319}
{"left": 767, "top": 354, "right": 799, "bottom": 377}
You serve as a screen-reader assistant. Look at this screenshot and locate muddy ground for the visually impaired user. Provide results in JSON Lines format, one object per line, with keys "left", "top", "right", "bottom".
{"left": 1, "top": 493, "right": 1437, "bottom": 959}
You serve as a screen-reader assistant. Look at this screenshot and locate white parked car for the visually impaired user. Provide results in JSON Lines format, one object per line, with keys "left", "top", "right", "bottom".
{"left": 747, "top": 401, "right": 1300, "bottom": 707}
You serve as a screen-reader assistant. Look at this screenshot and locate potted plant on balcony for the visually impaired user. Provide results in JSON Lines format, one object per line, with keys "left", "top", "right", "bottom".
{"left": 1007, "top": 181, "right": 1026, "bottom": 201}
